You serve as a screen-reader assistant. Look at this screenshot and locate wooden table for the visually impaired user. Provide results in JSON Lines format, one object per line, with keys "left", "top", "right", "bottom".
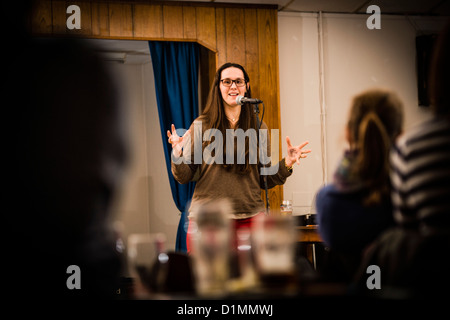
{"left": 296, "top": 225, "right": 322, "bottom": 269}
{"left": 296, "top": 225, "right": 321, "bottom": 242}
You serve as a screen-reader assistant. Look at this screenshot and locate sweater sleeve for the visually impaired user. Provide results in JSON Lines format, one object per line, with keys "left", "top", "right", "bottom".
{"left": 258, "top": 121, "right": 292, "bottom": 189}
{"left": 260, "top": 157, "right": 292, "bottom": 189}
{"left": 171, "top": 121, "right": 200, "bottom": 184}
{"left": 171, "top": 160, "right": 198, "bottom": 184}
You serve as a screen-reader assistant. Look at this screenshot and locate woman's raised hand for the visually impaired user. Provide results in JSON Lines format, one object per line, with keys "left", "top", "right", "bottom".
{"left": 285, "top": 136, "right": 311, "bottom": 167}
{"left": 167, "top": 124, "right": 190, "bottom": 157}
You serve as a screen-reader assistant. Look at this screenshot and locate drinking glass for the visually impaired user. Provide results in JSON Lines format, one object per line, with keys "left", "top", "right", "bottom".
{"left": 189, "top": 200, "right": 232, "bottom": 297}
{"left": 252, "top": 214, "right": 296, "bottom": 289}
{"left": 127, "top": 233, "right": 167, "bottom": 296}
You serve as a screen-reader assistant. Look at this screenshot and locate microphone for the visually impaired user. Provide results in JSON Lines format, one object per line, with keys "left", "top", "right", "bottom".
{"left": 236, "top": 95, "right": 263, "bottom": 105}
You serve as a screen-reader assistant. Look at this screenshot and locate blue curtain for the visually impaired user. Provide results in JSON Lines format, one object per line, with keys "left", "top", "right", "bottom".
{"left": 149, "top": 41, "right": 199, "bottom": 253}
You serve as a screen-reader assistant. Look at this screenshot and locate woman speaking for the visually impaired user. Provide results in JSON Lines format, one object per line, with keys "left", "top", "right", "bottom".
{"left": 167, "top": 62, "right": 310, "bottom": 250}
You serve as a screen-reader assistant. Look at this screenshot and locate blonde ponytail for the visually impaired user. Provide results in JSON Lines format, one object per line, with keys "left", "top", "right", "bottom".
{"left": 346, "top": 89, "right": 404, "bottom": 206}
{"left": 356, "top": 112, "right": 391, "bottom": 205}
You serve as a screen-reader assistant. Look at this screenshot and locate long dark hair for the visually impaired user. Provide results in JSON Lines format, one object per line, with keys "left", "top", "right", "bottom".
{"left": 347, "top": 89, "right": 404, "bottom": 205}
{"left": 199, "top": 62, "right": 257, "bottom": 173}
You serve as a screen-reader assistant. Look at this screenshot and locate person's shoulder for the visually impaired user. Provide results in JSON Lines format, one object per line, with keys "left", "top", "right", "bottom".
{"left": 395, "top": 116, "right": 450, "bottom": 154}
{"left": 406, "top": 116, "right": 449, "bottom": 140}
{"left": 316, "top": 184, "right": 342, "bottom": 211}
{"left": 315, "top": 185, "right": 348, "bottom": 238}
{"left": 316, "top": 184, "right": 368, "bottom": 214}
{"left": 317, "top": 184, "right": 339, "bottom": 198}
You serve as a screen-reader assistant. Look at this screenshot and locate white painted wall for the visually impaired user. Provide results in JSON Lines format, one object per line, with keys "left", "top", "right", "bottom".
{"left": 107, "top": 61, "right": 179, "bottom": 263}
{"left": 141, "top": 62, "right": 180, "bottom": 246}
{"left": 278, "top": 12, "right": 448, "bottom": 215}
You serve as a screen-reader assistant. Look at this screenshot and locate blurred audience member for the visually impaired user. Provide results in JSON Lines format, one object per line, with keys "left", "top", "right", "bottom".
{"left": 355, "top": 20, "right": 450, "bottom": 298}
{"left": 7, "top": 36, "right": 129, "bottom": 298}
{"left": 391, "top": 25, "right": 450, "bottom": 231}
{"left": 316, "top": 89, "right": 404, "bottom": 282}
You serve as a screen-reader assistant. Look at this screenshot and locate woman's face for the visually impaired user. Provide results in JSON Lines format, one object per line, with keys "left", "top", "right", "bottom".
{"left": 219, "top": 67, "right": 249, "bottom": 107}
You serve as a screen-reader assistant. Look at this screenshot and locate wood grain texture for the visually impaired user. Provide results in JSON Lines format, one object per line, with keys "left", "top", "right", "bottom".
{"left": 134, "top": 4, "right": 162, "bottom": 39}
{"left": 108, "top": 3, "right": 133, "bottom": 38}
{"left": 244, "top": 8, "right": 259, "bottom": 101}
{"left": 225, "top": 7, "right": 245, "bottom": 66}
{"left": 31, "top": 0, "right": 52, "bottom": 34}
{"left": 215, "top": 7, "right": 226, "bottom": 68}
{"left": 163, "top": 5, "right": 183, "bottom": 39}
{"left": 182, "top": 6, "right": 197, "bottom": 40}
{"left": 195, "top": 6, "right": 216, "bottom": 51}
{"left": 91, "top": 2, "right": 110, "bottom": 37}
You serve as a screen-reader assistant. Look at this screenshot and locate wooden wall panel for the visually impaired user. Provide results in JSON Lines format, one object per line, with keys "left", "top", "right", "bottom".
{"left": 51, "top": 1, "right": 92, "bottom": 35}
{"left": 225, "top": 8, "right": 246, "bottom": 66}
{"left": 182, "top": 6, "right": 197, "bottom": 40}
{"left": 91, "top": 2, "right": 110, "bottom": 37}
{"left": 257, "top": 9, "right": 279, "bottom": 130}
{"left": 134, "top": 4, "right": 162, "bottom": 38}
{"left": 108, "top": 3, "right": 133, "bottom": 38}
{"left": 243, "top": 9, "right": 260, "bottom": 101}
{"left": 256, "top": 9, "right": 282, "bottom": 209}
{"left": 31, "top": 0, "right": 52, "bottom": 34}
{"left": 74, "top": 1, "right": 93, "bottom": 35}
{"left": 215, "top": 7, "right": 227, "bottom": 68}
{"left": 163, "top": 5, "right": 183, "bottom": 39}
{"left": 29, "top": 0, "right": 284, "bottom": 208}
{"left": 50, "top": 1, "right": 65, "bottom": 34}
{"left": 195, "top": 6, "right": 216, "bottom": 51}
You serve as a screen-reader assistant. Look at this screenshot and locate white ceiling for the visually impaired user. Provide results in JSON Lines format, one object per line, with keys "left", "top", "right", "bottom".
{"left": 86, "top": 39, "right": 152, "bottom": 64}
{"left": 86, "top": 0, "right": 450, "bottom": 64}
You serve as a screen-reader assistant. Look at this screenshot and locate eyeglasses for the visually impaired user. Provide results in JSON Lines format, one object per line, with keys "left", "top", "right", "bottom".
{"left": 220, "top": 78, "right": 246, "bottom": 87}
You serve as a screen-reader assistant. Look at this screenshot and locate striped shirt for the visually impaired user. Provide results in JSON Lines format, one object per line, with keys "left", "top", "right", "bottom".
{"left": 390, "top": 116, "right": 450, "bottom": 230}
